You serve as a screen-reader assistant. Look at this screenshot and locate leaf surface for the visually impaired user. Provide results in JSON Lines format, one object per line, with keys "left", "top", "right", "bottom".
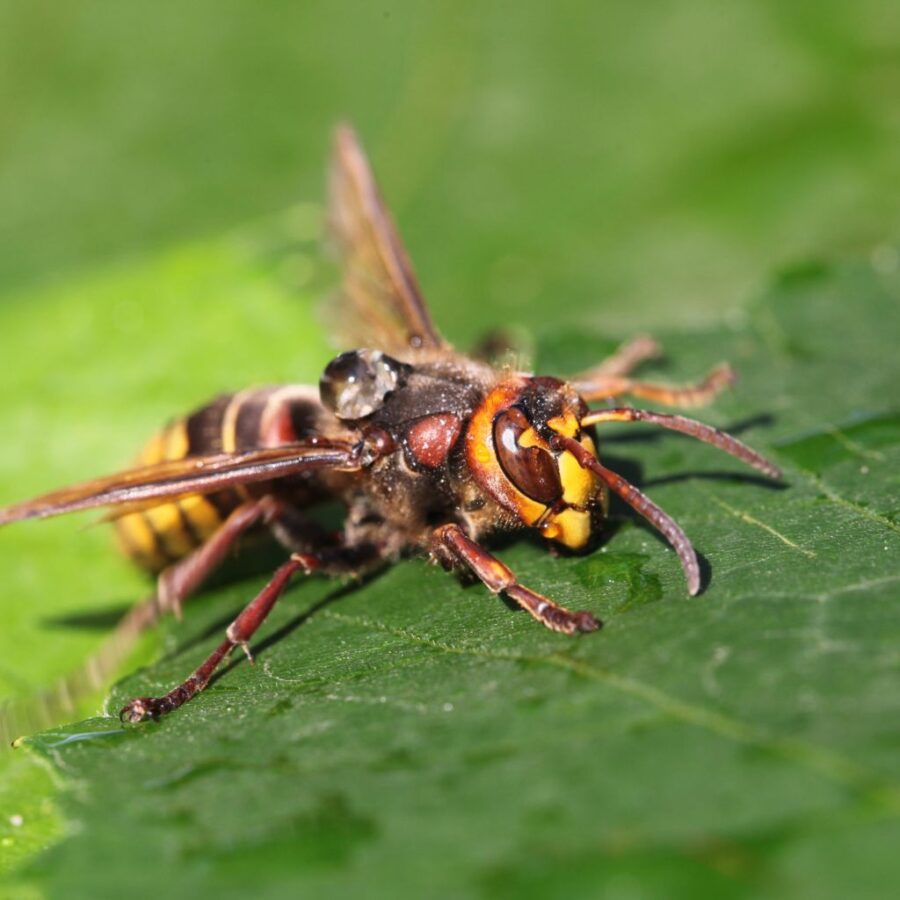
{"left": 1, "top": 236, "right": 898, "bottom": 898}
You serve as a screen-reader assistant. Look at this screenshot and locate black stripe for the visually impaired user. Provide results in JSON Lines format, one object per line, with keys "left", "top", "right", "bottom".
{"left": 185, "top": 394, "right": 243, "bottom": 515}
{"left": 187, "top": 389, "right": 280, "bottom": 514}
{"left": 139, "top": 510, "right": 177, "bottom": 567}
{"left": 205, "top": 490, "right": 240, "bottom": 518}
{"left": 288, "top": 398, "right": 322, "bottom": 440}
{"left": 234, "top": 389, "right": 278, "bottom": 452}
{"left": 185, "top": 393, "right": 234, "bottom": 456}
{"left": 176, "top": 500, "right": 205, "bottom": 546}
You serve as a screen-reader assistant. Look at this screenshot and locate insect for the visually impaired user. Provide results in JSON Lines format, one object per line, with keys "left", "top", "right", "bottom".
{"left": 0, "top": 125, "right": 781, "bottom": 724}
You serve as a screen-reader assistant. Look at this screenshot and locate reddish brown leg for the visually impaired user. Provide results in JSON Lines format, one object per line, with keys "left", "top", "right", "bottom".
{"left": 154, "top": 496, "right": 283, "bottom": 621}
{"left": 119, "top": 552, "right": 319, "bottom": 723}
{"left": 434, "top": 523, "right": 600, "bottom": 634}
{"left": 6, "top": 497, "right": 290, "bottom": 733}
{"left": 574, "top": 364, "right": 735, "bottom": 407}
{"left": 571, "top": 335, "right": 735, "bottom": 407}
{"left": 582, "top": 334, "right": 663, "bottom": 379}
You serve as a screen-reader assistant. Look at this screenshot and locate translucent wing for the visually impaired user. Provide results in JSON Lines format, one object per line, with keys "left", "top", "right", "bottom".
{"left": 0, "top": 442, "right": 358, "bottom": 526}
{"left": 327, "top": 123, "right": 449, "bottom": 357}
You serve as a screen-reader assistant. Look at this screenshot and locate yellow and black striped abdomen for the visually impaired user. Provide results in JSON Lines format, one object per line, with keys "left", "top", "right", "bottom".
{"left": 114, "top": 395, "right": 238, "bottom": 572}
{"left": 113, "top": 386, "right": 328, "bottom": 572}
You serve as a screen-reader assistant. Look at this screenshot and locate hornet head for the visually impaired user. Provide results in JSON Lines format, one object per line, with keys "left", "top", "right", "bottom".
{"left": 465, "top": 375, "right": 609, "bottom": 551}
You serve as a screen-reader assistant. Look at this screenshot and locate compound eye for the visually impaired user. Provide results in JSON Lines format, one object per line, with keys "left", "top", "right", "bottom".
{"left": 493, "top": 408, "right": 562, "bottom": 504}
{"left": 320, "top": 349, "right": 408, "bottom": 420}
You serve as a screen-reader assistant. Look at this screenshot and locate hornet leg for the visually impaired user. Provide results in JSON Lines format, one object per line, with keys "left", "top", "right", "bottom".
{"left": 584, "top": 334, "right": 663, "bottom": 378}
{"left": 154, "top": 495, "right": 284, "bottom": 620}
{"left": 573, "top": 335, "right": 734, "bottom": 407}
{"left": 120, "top": 551, "right": 319, "bottom": 722}
{"left": 433, "top": 523, "right": 600, "bottom": 635}
{"left": 27, "top": 496, "right": 288, "bottom": 716}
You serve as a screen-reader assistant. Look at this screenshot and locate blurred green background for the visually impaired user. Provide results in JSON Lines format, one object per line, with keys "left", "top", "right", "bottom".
{"left": 3, "top": 1, "right": 898, "bottom": 335}
{"left": 1, "top": 1, "right": 899, "bottom": 898}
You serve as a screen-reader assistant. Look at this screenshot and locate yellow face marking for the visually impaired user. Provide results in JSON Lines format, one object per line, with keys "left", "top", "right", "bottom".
{"left": 541, "top": 521, "right": 561, "bottom": 540}
{"left": 546, "top": 411, "right": 580, "bottom": 438}
{"left": 557, "top": 448, "right": 598, "bottom": 507}
{"left": 544, "top": 508, "right": 591, "bottom": 550}
{"left": 465, "top": 379, "right": 605, "bottom": 540}
{"left": 515, "top": 494, "right": 551, "bottom": 527}
{"left": 544, "top": 432, "right": 604, "bottom": 549}
{"left": 499, "top": 413, "right": 604, "bottom": 542}
{"left": 517, "top": 427, "right": 542, "bottom": 450}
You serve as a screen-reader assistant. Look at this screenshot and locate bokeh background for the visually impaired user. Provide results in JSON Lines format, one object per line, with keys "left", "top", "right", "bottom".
{"left": 1, "top": 2, "right": 899, "bottom": 898}
{"left": 3, "top": 1, "right": 899, "bottom": 335}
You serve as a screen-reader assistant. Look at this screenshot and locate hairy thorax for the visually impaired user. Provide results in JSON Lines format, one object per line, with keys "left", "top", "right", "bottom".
{"left": 340, "top": 355, "right": 509, "bottom": 551}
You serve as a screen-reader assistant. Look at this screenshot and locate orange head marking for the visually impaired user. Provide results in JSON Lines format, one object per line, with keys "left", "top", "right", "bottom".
{"left": 465, "top": 376, "right": 608, "bottom": 549}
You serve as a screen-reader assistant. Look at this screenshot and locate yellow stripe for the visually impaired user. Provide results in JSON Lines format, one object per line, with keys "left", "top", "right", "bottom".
{"left": 115, "top": 511, "right": 168, "bottom": 571}
{"left": 144, "top": 503, "right": 196, "bottom": 559}
{"left": 119, "top": 421, "right": 208, "bottom": 569}
{"left": 178, "top": 494, "right": 223, "bottom": 543}
{"left": 221, "top": 389, "right": 257, "bottom": 502}
{"left": 163, "top": 420, "right": 189, "bottom": 460}
{"left": 120, "top": 408, "right": 251, "bottom": 570}
{"left": 222, "top": 389, "right": 255, "bottom": 454}
{"left": 137, "top": 431, "right": 166, "bottom": 466}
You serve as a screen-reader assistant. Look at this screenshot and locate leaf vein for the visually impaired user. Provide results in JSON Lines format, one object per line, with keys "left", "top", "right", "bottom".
{"left": 322, "top": 610, "right": 900, "bottom": 811}
{"left": 804, "top": 473, "right": 900, "bottom": 536}
{"left": 706, "top": 493, "right": 817, "bottom": 558}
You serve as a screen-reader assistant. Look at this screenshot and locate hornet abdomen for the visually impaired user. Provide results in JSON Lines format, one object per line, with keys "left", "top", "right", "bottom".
{"left": 114, "top": 386, "right": 328, "bottom": 571}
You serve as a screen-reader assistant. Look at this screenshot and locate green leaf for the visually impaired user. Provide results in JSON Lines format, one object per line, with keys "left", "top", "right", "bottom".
{"left": 3, "top": 4, "right": 900, "bottom": 896}
{"left": 1, "top": 224, "right": 898, "bottom": 898}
